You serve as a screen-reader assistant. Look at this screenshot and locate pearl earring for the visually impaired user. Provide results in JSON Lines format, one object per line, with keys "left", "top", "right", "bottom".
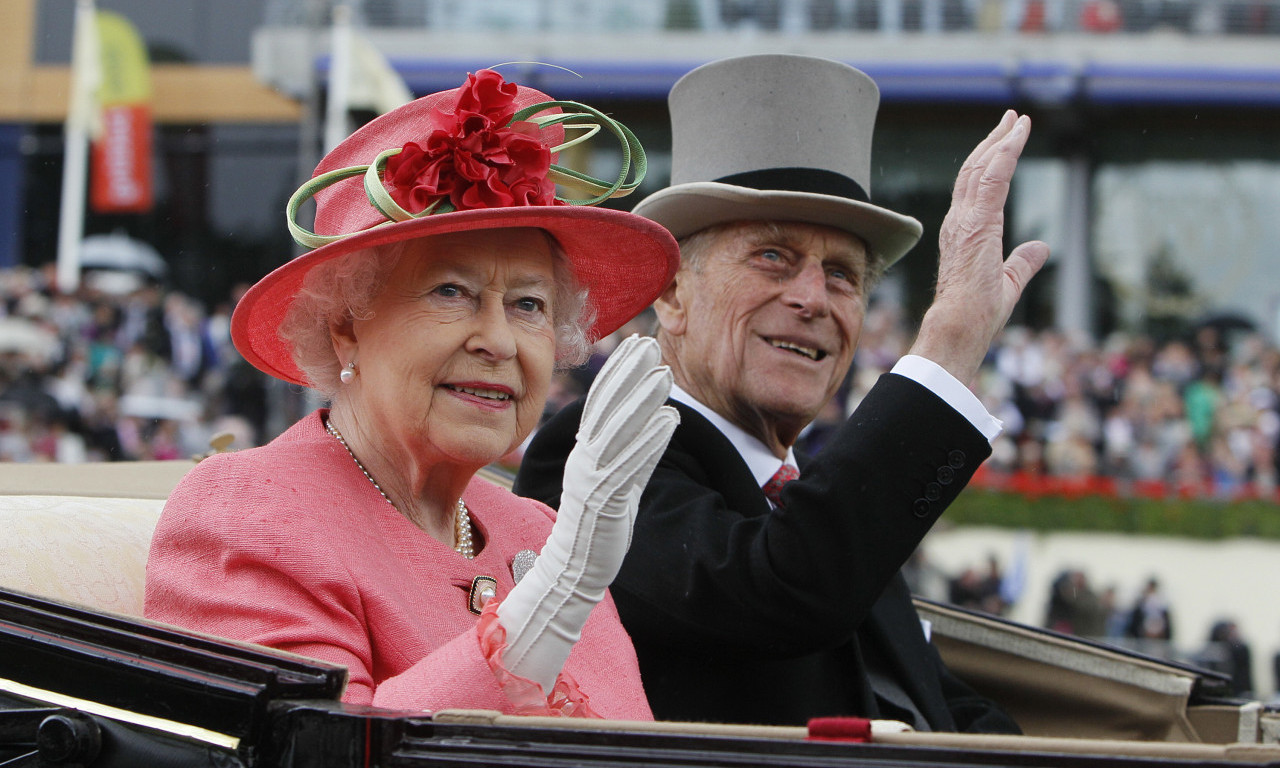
{"left": 340, "top": 361, "right": 356, "bottom": 384}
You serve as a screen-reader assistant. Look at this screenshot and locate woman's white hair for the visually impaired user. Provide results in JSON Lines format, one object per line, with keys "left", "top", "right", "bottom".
{"left": 278, "top": 234, "right": 594, "bottom": 399}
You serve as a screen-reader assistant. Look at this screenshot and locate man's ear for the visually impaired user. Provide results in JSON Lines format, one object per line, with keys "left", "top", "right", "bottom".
{"left": 652, "top": 276, "right": 687, "bottom": 337}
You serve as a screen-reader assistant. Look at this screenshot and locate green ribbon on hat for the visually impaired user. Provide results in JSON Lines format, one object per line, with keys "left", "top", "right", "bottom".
{"left": 286, "top": 100, "right": 648, "bottom": 251}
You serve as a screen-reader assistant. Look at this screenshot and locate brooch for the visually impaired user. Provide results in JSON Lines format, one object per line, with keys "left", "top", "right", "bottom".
{"left": 467, "top": 576, "right": 497, "bottom": 615}
{"left": 512, "top": 549, "right": 538, "bottom": 584}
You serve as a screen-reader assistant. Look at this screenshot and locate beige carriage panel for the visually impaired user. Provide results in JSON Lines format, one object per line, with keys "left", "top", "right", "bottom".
{"left": 0, "top": 460, "right": 194, "bottom": 499}
{"left": 914, "top": 598, "right": 1269, "bottom": 744}
{"left": 0, "top": 494, "right": 165, "bottom": 616}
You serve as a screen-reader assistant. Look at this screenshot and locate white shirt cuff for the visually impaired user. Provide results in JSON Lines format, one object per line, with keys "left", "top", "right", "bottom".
{"left": 890, "top": 355, "right": 1003, "bottom": 443}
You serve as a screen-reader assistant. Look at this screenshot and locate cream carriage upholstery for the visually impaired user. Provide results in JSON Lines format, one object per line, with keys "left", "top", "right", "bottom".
{"left": 0, "top": 461, "right": 191, "bottom": 617}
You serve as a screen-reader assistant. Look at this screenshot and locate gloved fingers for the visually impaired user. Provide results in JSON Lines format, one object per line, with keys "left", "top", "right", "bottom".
{"left": 616, "top": 406, "right": 678, "bottom": 552}
{"left": 592, "top": 365, "right": 674, "bottom": 465}
{"left": 579, "top": 335, "right": 662, "bottom": 445}
{"left": 546, "top": 406, "right": 678, "bottom": 587}
{"left": 579, "top": 334, "right": 655, "bottom": 438}
{"left": 587, "top": 405, "right": 678, "bottom": 561}
{"left": 595, "top": 403, "right": 680, "bottom": 500}
{"left": 622, "top": 483, "right": 641, "bottom": 552}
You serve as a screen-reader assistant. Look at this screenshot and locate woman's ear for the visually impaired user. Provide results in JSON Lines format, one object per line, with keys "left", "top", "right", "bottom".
{"left": 652, "top": 276, "right": 687, "bottom": 338}
{"left": 330, "top": 316, "right": 358, "bottom": 367}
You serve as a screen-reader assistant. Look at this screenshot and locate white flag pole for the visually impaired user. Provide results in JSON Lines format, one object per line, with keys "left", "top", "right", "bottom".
{"left": 56, "top": 0, "right": 100, "bottom": 295}
{"left": 323, "top": 2, "right": 355, "bottom": 153}
{"left": 348, "top": 28, "right": 412, "bottom": 115}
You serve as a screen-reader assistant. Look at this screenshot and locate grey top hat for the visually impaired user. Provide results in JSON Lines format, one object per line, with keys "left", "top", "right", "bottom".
{"left": 633, "top": 54, "right": 922, "bottom": 270}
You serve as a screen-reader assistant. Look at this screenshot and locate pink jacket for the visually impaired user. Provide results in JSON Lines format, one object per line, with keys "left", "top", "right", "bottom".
{"left": 144, "top": 410, "right": 652, "bottom": 719}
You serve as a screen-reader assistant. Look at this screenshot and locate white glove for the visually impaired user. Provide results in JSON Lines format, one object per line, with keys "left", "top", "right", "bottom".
{"left": 497, "top": 334, "right": 678, "bottom": 694}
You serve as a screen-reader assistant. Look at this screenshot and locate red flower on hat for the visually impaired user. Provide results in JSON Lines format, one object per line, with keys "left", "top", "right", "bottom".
{"left": 383, "top": 69, "right": 558, "bottom": 214}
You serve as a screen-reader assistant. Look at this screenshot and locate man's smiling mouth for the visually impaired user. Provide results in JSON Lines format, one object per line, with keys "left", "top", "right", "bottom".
{"left": 445, "top": 385, "right": 512, "bottom": 401}
{"left": 768, "top": 339, "right": 826, "bottom": 361}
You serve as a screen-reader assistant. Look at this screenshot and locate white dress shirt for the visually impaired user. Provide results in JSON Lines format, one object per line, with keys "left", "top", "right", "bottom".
{"left": 670, "top": 353, "right": 1002, "bottom": 480}
{"left": 668, "top": 354, "right": 971, "bottom": 643}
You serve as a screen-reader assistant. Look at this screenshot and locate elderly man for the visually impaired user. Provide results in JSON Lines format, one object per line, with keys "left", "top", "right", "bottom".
{"left": 516, "top": 54, "right": 1048, "bottom": 729}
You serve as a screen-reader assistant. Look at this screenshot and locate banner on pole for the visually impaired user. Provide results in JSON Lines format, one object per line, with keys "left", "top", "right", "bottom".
{"left": 89, "top": 10, "right": 152, "bottom": 214}
{"left": 57, "top": 0, "right": 100, "bottom": 294}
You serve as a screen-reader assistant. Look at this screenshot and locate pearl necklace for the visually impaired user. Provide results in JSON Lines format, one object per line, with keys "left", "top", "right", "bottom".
{"left": 325, "top": 419, "right": 474, "bottom": 559}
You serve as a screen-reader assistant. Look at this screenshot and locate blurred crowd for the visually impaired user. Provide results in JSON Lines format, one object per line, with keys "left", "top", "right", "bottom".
{"left": 808, "top": 304, "right": 1280, "bottom": 502}
{"left": 908, "top": 550, "right": 1266, "bottom": 700}
{"left": 3, "top": 267, "right": 1279, "bottom": 699}
{"left": 1036, "top": 567, "right": 1265, "bottom": 701}
{"left": 0, "top": 266, "right": 270, "bottom": 463}
{"left": 3, "top": 271, "right": 1280, "bottom": 507}
{"left": 396, "top": 0, "right": 1280, "bottom": 36}
{"left": 980, "top": 321, "right": 1280, "bottom": 499}
{"left": 704, "top": 0, "right": 1280, "bottom": 35}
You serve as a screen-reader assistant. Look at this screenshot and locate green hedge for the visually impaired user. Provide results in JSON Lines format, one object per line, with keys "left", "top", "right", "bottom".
{"left": 947, "top": 489, "right": 1280, "bottom": 540}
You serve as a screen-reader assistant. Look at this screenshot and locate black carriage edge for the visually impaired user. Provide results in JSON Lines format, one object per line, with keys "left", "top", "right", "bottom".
{"left": 2, "top": 585, "right": 1279, "bottom": 768}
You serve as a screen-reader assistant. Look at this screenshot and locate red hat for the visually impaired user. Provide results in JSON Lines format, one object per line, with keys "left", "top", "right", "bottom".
{"left": 232, "top": 69, "right": 679, "bottom": 387}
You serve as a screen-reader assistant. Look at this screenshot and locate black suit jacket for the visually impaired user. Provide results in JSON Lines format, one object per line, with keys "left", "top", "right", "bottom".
{"left": 516, "top": 373, "right": 1019, "bottom": 731}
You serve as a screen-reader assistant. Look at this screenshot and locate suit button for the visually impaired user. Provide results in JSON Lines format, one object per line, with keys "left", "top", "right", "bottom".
{"left": 937, "top": 465, "right": 955, "bottom": 485}
{"left": 912, "top": 498, "right": 931, "bottom": 517}
{"left": 925, "top": 482, "right": 942, "bottom": 501}
{"left": 948, "top": 450, "right": 966, "bottom": 469}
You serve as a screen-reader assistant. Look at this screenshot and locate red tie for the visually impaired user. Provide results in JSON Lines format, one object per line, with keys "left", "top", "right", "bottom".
{"left": 762, "top": 463, "right": 799, "bottom": 507}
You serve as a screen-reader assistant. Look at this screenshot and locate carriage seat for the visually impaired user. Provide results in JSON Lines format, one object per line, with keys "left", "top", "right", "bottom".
{"left": 0, "top": 461, "right": 194, "bottom": 616}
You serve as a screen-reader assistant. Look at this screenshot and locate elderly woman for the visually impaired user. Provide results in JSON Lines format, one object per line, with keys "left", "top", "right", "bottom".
{"left": 144, "top": 70, "right": 679, "bottom": 718}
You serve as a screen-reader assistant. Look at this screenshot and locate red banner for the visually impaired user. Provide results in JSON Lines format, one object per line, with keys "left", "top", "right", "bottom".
{"left": 88, "top": 11, "right": 152, "bottom": 214}
{"left": 90, "top": 103, "right": 152, "bottom": 213}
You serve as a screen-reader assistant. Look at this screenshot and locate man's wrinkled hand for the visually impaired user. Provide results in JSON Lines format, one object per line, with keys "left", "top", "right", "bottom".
{"left": 910, "top": 110, "right": 1051, "bottom": 386}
